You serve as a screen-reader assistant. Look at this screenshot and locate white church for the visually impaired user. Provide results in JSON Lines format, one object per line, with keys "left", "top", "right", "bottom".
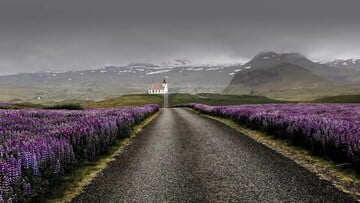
{"left": 148, "top": 78, "right": 168, "bottom": 94}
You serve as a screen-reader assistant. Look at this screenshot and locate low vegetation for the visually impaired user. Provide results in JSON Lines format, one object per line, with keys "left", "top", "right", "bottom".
{"left": 0, "top": 105, "right": 159, "bottom": 202}
{"left": 201, "top": 113, "right": 360, "bottom": 199}
{"left": 85, "top": 94, "right": 164, "bottom": 108}
{"left": 169, "top": 93, "right": 284, "bottom": 106}
{"left": 1, "top": 93, "right": 359, "bottom": 111}
{"left": 48, "top": 111, "right": 160, "bottom": 202}
{"left": 82, "top": 93, "right": 283, "bottom": 109}
{"left": 45, "top": 103, "right": 84, "bottom": 110}
{"left": 312, "top": 94, "right": 360, "bottom": 103}
{"left": 180, "top": 103, "right": 360, "bottom": 173}
{"left": 0, "top": 102, "right": 45, "bottom": 109}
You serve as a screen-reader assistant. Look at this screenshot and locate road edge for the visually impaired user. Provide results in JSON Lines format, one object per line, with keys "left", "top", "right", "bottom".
{"left": 185, "top": 108, "right": 360, "bottom": 201}
{"left": 49, "top": 110, "right": 161, "bottom": 203}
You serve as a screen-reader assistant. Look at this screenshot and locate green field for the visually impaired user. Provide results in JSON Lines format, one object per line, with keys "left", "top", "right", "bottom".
{"left": 84, "top": 93, "right": 283, "bottom": 108}
{"left": 168, "top": 93, "right": 283, "bottom": 106}
{"left": 312, "top": 94, "right": 360, "bottom": 103}
{"left": 2, "top": 93, "right": 359, "bottom": 110}
{"left": 84, "top": 93, "right": 360, "bottom": 108}
{"left": 85, "top": 94, "right": 164, "bottom": 108}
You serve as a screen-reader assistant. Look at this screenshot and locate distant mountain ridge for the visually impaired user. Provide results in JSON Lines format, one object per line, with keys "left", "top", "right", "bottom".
{"left": 224, "top": 51, "right": 360, "bottom": 100}
{"left": 322, "top": 59, "right": 360, "bottom": 70}
{"left": 0, "top": 60, "right": 243, "bottom": 101}
{"left": 1, "top": 53, "right": 359, "bottom": 102}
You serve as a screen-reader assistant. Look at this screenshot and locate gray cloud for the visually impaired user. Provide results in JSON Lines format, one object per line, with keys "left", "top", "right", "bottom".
{"left": 0, "top": 0, "right": 360, "bottom": 74}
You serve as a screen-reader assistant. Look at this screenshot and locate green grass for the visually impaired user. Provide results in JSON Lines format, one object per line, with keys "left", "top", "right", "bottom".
{"left": 312, "top": 95, "right": 360, "bottom": 103}
{"left": 1, "top": 93, "right": 285, "bottom": 110}
{"left": 84, "top": 93, "right": 282, "bottom": 109}
{"left": 169, "top": 93, "right": 284, "bottom": 106}
{"left": 3, "top": 93, "right": 359, "bottom": 110}
{"left": 1, "top": 101, "right": 85, "bottom": 110}
{"left": 0, "top": 102, "right": 46, "bottom": 109}
{"left": 85, "top": 94, "right": 164, "bottom": 108}
{"left": 45, "top": 103, "right": 84, "bottom": 110}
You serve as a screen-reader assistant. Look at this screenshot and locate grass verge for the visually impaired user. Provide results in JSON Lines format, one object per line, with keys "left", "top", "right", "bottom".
{"left": 312, "top": 94, "right": 360, "bottom": 103}
{"left": 187, "top": 108, "right": 360, "bottom": 200}
{"left": 85, "top": 94, "right": 164, "bottom": 108}
{"left": 169, "top": 93, "right": 284, "bottom": 106}
{"left": 47, "top": 111, "right": 160, "bottom": 203}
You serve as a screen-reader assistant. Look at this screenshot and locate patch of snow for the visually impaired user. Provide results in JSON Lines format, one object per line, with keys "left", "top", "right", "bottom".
{"left": 206, "top": 67, "right": 223, "bottom": 71}
{"left": 234, "top": 69, "right": 241, "bottom": 72}
{"left": 229, "top": 72, "right": 235, "bottom": 75}
{"left": 263, "top": 56, "right": 271, "bottom": 59}
{"left": 342, "top": 62, "right": 348, "bottom": 66}
{"left": 100, "top": 70, "right": 107, "bottom": 73}
{"left": 68, "top": 78, "right": 72, "bottom": 81}
{"left": 53, "top": 71, "right": 69, "bottom": 74}
{"left": 145, "top": 69, "right": 171, "bottom": 75}
{"left": 136, "top": 69, "right": 145, "bottom": 71}
{"left": 244, "top": 66, "right": 251, "bottom": 69}
{"left": 80, "top": 73, "right": 84, "bottom": 75}
{"left": 186, "top": 68, "right": 204, "bottom": 71}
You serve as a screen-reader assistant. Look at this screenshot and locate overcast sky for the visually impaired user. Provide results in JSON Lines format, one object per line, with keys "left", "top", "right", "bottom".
{"left": 0, "top": 0, "right": 360, "bottom": 74}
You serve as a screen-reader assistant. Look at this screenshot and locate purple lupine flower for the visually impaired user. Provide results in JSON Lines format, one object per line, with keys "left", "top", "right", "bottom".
{"left": 1, "top": 176, "right": 10, "bottom": 194}
{"left": 186, "top": 103, "right": 360, "bottom": 164}
{"left": 32, "top": 154, "right": 39, "bottom": 176}
{"left": 0, "top": 104, "right": 159, "bottom": 201}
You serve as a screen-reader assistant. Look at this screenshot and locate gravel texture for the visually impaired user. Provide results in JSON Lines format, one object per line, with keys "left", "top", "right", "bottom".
{"left": 73, "top": 108, "right": 356, "bottom": 202}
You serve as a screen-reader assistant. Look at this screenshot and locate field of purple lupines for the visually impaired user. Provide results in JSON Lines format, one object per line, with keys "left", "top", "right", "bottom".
{"left": 0, "top": 104, "right": 158, "bottom": 202}
{"left": 182, "top": 103, "right": 360, "bottom": 171}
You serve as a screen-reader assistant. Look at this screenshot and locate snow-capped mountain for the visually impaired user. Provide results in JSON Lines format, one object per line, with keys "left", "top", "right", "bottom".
{"left": 0, "top": 60, "right": 244, "bottom": 101}
{"left": 224, "top": 52, "right": 360, "bottom": 100}
{"left": 322, "top": 59, "right": 360, "bottom": 71}
{"left": 1, "top": 54, "right": 359, "bottom": 102}
{"left": 160, "top": 59, "right": 193, "bottom": 67}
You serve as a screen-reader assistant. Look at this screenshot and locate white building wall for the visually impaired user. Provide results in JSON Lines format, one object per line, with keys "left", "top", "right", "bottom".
{"left": 147, "top": 82, "right": 168, "bottom": 94}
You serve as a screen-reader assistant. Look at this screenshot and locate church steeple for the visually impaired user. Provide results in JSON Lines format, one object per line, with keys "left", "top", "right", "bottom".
{"left": 162, "top": 78, "right": 166, "bottom": 84}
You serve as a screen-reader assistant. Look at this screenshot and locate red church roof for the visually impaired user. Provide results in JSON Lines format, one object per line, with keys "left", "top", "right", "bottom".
{"left": 148, "top": 84, "right": 164, "bottom": 90}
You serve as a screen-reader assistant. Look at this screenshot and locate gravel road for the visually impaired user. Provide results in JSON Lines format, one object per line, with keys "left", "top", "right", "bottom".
{"left": 73, "top": 108, "right": 356, "bottom": 202}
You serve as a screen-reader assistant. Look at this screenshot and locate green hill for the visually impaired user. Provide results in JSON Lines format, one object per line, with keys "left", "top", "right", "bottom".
{"left": 312, "top": 95, "right": 360, "bottom": 103}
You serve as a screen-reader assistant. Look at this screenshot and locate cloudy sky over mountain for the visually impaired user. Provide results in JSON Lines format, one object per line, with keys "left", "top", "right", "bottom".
{"left": 0, "top": 0, "right": 359, "bottom": 74}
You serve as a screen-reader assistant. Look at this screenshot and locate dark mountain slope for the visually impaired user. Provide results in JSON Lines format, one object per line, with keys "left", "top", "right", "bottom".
{"left": 241, "top": 52, "right": 360, "bottom": 83}
{"left": 224, "top": 61, "right": 360, "bottom": 100}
